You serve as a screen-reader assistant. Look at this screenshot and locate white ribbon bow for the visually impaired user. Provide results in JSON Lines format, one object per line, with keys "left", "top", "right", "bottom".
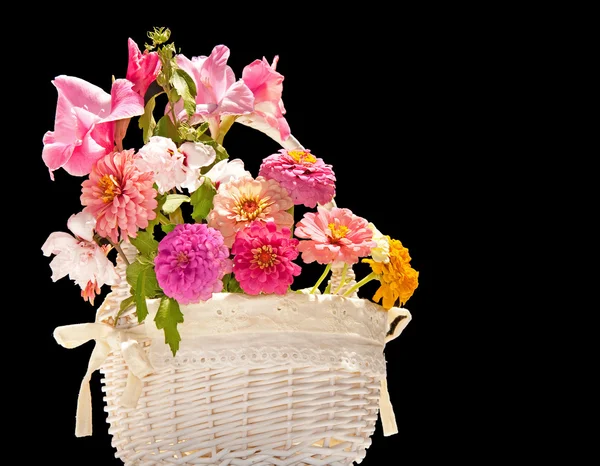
{"left": 53, "top": 322, "right": 153, "bottom": 437}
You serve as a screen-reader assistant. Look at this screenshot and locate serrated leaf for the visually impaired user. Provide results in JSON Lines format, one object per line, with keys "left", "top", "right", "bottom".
{"left": 154, "top": 296, "right": 184, "bottom": 356}
{"left": 146, "top": 191, "right": 166, "bottom": 233}
{"left": 130, "top": 230, "right": 159, "bottom": 258}
{"left": 162, "top": 194, "right": 190, "bottom": 214}
{"left": 139, "top": 93, "right": 159, "bottom": 144}
{"left": 134, "top": 269, "right": 150, "bottom": 323}
{"left": 171, "top": 69, "right": 197, "bottom": 117}
{"left": 190, "top": 177, "right": 217, "bottom": 221}
{"left": 161, "top": 223, "right": 176, "bottom": 234}
{"left": 126, "top": 261, "right": 161, "bottom": 298}
{"left": 155, "top": 115, "right": 181, "bottom": 143}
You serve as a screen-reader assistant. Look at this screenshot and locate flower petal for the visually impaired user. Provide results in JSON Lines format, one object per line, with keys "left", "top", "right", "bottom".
{"left": 67, "top": 211, "right": 96, "bottom": 242}
{"left": 102, "top": 79, "right": 145, "bottom": 123}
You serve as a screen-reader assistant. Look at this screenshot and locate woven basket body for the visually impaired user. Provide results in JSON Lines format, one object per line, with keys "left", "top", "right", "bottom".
{"left": 85, "top": 245, "right": 409, "bottom": 465}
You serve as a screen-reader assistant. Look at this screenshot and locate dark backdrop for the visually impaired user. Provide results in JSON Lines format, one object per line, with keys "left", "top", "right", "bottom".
{"left": 25, "top": 11, "right": 437, "bottom": 465}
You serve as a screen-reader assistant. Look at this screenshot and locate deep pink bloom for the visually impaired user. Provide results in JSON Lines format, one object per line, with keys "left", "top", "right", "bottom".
{"left": 42, "top": 76, "right": 144, "bottom": 179}
{"left": 174, "top": 45, "right": 254, "bottom": 139}
{"left": 258, "top": 149, "right": 336, "bottom": 208}
{"left": 207, "top": 175, "right": 294, "bottom": 247}
{"left": 126, "top": 38, "right": 161, "bottom": 97}
{"left": 236, "top": 56, "right": 291, "bottom": 144}
{"left": 154, "top": 224, "right": 232, "bottom": 304}
{"left": 295, "top": 206, "right": 376, "bottom": 265}
{"left": 232, "top": 221, "right": 301, "bottom": 295}
{"left": 80, "top": 149, "right": 157, "bottom": 243}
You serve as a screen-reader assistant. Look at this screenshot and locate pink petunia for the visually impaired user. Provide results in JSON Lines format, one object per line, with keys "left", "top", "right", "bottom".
{"left": 258, "top": 149, "right": 336, "bottom": 208}
{"left": 173, "top": 45, "right": 255, "bottom": 139}
{"left": 236, "top": 56, "right": 291, "bottom": 145}
{"left": 207, "top": 175, "right": 294, "bottom": 248}
{"left": 126, "top": 38, "right": 161, "bottom": 98}
{"left": 295, "top": 206, "right": 376, "bottom": 265}
{"left": 42, "top": 76, "right": 144, "bottom": 179}
{"left": 231, "top": 221, "right": 301, "bottom": 295}
{"left": 80, "top": 149, "right": 157, "bottom": 243}
{"left": 154, "top": 224, "right": 232, "bottom": 304}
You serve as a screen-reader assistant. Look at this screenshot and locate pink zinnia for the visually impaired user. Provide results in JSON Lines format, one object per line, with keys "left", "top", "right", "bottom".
{"left": 258, "top": 149, "right": 336, "bottom": 208}
{"left": 207, "top": 175, "right": 294, "bottom": 247}
{"left": 232, "top": 221, "right": 301, "bottom": 295}
{"left": 295, "top": 206, "right": 377, "bottom": 265}
{"left": 81, "top": 149, "right": 157, "bottom": 243}
{"left": 154, "top": 224, "right": 232, "bottom": 304}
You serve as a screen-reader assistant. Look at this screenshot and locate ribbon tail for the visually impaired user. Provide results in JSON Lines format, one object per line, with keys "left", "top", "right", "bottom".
{"left": 75, "top": 341, "right": 111, "bottom": 437}
{"left": 118, "top": 339, "right": 154, "bottom": 409}
{"left": 379, "top": 378, "right": 398, "bottom": 436}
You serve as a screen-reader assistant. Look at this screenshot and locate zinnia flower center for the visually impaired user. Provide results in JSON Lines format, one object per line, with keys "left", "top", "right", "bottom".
{"left": 252, "top": 245, "right": 279, "bottom": 269}
{"left": 328, "top": 223, "right": 349, "bottom": 242}
{"left": 176, "top": 251, "right": 189, "bottom": 267}
{"left": 98, "top": 174, "right": 120, "bottom": 203}
{"left": 288, "top": 150, "right": 317, "bottom": 164}
{"left": 238, "top": 196, "right": 270, "bottom": 221}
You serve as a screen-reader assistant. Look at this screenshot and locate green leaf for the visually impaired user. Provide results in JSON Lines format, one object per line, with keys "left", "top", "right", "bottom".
{"left": 139, "top": 93, "right": 160, "bottom": 144}
{"left": 146, "top": 191, "right": 166, "bottom": 233}
{"left": 126, "top": 261, "right": 161, "bottom": 298}
{"left": 154, "top": 296, "right": 184, "bottom": 356}
{"left": 223, "top": 274, "right": 243, "bottom": 293}
{"left": 155, "top": 115, "right": 181, "bottom": 143}
{"left": 114, "top": 295, "right": 135, "bottom": 324}
{"left": 134, "top": 269, "right": 150, "bottom": 323}
{"left": 190, "top": 177, "right": 217, "bottom": 221}
{"left": 170, "top": 69, "right": 197, "bottom": 117}
{"left": 130, "top": 230, "right": 159, "bottom": 258}
{"left": 161, "top": 223, "right": 176, "bottom": 234}
{"left": 162, "top": 194, "right": 190, "bottom": 214}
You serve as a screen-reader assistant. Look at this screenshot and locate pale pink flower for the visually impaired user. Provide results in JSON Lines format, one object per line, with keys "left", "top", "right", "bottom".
{"left": 258, "top": 149, "right": 336, "bottom": 208}
{"left": 179, "top": 141, "right": 217, "bottom": 192}
{"left": 236, "top": 56, "right": 291, "bottom": 145}
{"left": 207, "top": 175, "right": 294, "bottom": 247}
{"left": 126, "top": 38, "right": 161, "bottom": 97}
{"left": 295, "top": 206, "right": 376, "bottom": 265}
{"left": 135, "top": 137, "right": 216, "bottom": 194}
{"left": 81, "top": 149, "right": 157, "bottom": 243}
{"left": 203, "top": 158, "right": 251, "bottom": 191}
{"left": 154, "top": 224, "right": 232, "bottom": 304}
{"left": 232, "top": 221, "right": 301, "bottom": 295}
{"left": 42, "top": 76, "right": 144, "bottom": 179}
{"left": 173, "top": 45, "right": 255, "bottom": 139}
{"left": 41, "top": 211, "right": 118, "bottom": 304}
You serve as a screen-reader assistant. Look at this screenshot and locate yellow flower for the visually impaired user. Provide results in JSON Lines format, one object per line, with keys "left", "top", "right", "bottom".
{"left": 363, "top": 237, "right": 419, "bottom": 310}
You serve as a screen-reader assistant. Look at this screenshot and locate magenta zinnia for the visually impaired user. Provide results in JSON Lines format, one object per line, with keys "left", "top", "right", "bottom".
{"left": 154, "top": 224, "right": 232, "bottom": 304}
{"left": 207, "top": 175, "right": 294, "bottom": 247}
{"left": 295, "top": 206, "right": 376, "bottom": 265}
{"left": 231, "top": 221, "right": 301, "bottom": 295}
{"left": 81, "top": 149, "right": 157, "bottom": 243}
{"left": 258, "top": 149, "right": 336, "bottom": 208}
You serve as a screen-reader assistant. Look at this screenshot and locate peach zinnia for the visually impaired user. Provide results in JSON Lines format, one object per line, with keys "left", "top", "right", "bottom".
{"left": 207, "top": 175, "right": 294, "bottom": 247}
{"left": 295, "top": 206, "right": 376, "bottom": 265}
{"left": 81, "top": 149, "right": 157, "bottom": 243}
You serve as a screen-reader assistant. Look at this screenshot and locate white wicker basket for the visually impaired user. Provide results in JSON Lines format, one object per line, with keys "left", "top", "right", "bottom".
{"left": 54, "top": 246, "right": 411, "bottom": 465}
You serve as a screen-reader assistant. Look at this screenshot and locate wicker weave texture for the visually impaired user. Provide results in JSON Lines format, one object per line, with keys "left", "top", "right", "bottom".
{"left": 101, "top": 350, "right": 380, "bottom": 465}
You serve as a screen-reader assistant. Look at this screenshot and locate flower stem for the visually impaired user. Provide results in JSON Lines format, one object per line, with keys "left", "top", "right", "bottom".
{"left": 333, "top": 263, "right": 348, "bottom": 295}
{"left": 216, "top": 115, "right": 238, "bottom": 144}
{"left": 287, "top": 206, "right": 295, "bottom": 236}
{"left": 311, "top": 263, "right": 332, "bottom": 294}
{"left": 157, "top": 212, "right": 171, "bottom": 225}
{"left": 110, "top": 240, "right": 130, "bottom": 266}
{"left": 342, "top": 272, "right": 379, "bottom": 297}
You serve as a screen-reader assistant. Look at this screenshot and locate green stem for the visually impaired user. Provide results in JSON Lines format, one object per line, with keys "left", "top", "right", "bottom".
{"left": 287, "top": 206, "right": 295, "bottom": 237}
{"left": 216, "top": 115, "right": 238, "bottom": 144}
{"left": 311, "top": 263, "right": 332, "bottom": 294}
{"left": 333, "top": 263, "right": 349, "bottom": 295}
{"left": 342, "top": 272, "right": 379, "bottom": 298}
{"left": 110, "top": 240, "right": 130, "bottom": 266}
{"left": 157, "top": 212, "right": 171, "bottom": 225}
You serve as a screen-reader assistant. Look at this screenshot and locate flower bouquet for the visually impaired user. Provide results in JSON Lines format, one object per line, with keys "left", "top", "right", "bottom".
{"left": 42, "top": 27, "right": 419, "bottom": 465}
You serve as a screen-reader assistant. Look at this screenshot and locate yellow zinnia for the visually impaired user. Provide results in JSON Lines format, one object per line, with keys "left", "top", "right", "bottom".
{"left": 363, "top": 237, "right": 419, "bottom": 310}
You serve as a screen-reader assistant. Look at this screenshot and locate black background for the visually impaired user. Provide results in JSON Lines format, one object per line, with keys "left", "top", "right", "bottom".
{"left": 24, "top": 10, "right": 440, "bottom": 465}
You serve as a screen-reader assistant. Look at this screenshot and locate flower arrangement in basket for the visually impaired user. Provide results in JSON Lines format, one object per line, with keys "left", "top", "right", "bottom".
{"left": 42, "top": 27, "right": 419, "bottom": 465}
